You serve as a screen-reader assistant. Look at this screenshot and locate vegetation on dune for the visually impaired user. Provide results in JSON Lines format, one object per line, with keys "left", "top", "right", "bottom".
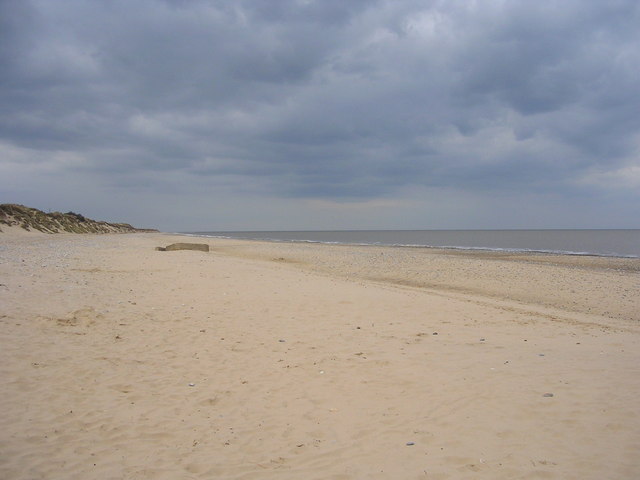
{"left": 0, "top": 204, "right": 157, "bottom": 234}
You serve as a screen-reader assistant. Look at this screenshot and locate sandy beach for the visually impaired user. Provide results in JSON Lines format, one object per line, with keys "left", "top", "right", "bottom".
{"left": 1, "top": 231, "right": 639, "bottom": 479}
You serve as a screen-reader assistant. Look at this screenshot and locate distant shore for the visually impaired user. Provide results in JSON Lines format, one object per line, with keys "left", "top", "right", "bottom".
{"left": 1, "top": 231, "right": 639, "bottom": 479}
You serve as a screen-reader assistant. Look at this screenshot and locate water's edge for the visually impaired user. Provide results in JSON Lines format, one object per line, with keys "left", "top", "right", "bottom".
{"left": 177, "top": 230, "right": 640, "bottom": 259}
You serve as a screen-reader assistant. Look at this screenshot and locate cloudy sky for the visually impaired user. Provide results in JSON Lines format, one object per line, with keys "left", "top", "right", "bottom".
{"left": 1, "top": 0, "right": 639, "bottom": 231}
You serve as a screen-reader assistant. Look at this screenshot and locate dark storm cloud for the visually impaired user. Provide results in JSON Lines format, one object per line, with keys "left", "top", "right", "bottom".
{"left": 1, "top": 0, "right": 639, "bottom": 208}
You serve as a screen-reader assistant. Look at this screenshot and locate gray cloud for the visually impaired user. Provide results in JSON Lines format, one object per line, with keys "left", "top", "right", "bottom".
{"left": 1, "top": 0, "right": 639, "bottom": 229}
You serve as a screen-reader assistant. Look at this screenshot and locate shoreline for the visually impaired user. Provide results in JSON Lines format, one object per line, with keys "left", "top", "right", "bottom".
{"left": 1, "top": 232, "right": 639, "bottom": 479}
{"left": 178, "top": 229, "right": 640, "bottom": 259}
{"left": 178, "top": 234, "right": 640, "bottom": 324}
{"left": 2, "top": 231, "right": 638, "bottom": 322}
{"left": 182, "top": 231, "right": 640, "bottom": 260}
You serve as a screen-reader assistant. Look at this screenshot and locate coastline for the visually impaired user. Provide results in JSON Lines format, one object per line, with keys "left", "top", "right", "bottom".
{"left": 184, "top": 229, "right": 640, "bottom": 259}
{"left": 1, "top": 232, "right": 639, "bottom": 479}
{"left": 186, "top": 235, "right": 640, "bottom": 323}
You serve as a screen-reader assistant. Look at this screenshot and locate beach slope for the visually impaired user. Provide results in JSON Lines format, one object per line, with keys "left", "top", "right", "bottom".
{"left": 1, "top": 232, "right": 639, "bottom": 479}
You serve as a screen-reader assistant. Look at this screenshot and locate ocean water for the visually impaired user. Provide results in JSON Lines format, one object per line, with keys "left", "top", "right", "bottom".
{"left": 188, "top": 230, "right": 640, "bottom": 258}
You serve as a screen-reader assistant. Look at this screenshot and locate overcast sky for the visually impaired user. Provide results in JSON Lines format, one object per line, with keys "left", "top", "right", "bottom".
{"left": 1, "top": 0, "right": 639, "bottom": 231}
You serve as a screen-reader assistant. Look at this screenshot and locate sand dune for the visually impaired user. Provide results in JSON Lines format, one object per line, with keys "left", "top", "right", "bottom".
{"left": 1, "top": 232, "right": 639, "bottom": 479}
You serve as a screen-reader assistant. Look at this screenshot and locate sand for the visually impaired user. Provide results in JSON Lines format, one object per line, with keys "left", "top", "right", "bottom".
{"left": 1, "top": 232, "right": 639, "bottom": 479}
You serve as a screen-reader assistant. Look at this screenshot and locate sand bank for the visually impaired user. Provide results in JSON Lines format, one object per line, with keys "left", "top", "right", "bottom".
{"left": 1, "top": 232, "right": 639, "bottom": 479}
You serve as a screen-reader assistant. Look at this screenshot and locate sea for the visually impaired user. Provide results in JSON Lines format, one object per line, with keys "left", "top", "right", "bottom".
{"left": 186, "top": 229, "right": 640, "bottom": 259}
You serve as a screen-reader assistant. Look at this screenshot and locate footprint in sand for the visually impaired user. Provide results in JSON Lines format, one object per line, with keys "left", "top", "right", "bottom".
{"left": 55, "top": 307, "right": 103, "bottom": 328}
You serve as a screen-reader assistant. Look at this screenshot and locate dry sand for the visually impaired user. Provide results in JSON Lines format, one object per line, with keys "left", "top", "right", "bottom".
{"left": 1, "top": 232, "right": 639, "bottom": 479}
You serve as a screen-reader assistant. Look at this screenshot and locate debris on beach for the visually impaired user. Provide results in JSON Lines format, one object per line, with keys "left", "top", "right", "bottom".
{"left": 156, "top": 243, "right": 209, "bottom": 252}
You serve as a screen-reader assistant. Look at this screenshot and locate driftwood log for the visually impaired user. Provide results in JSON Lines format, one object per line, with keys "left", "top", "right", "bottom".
{"left": 155, "top": 243, "right": 209, "bottom": 252}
